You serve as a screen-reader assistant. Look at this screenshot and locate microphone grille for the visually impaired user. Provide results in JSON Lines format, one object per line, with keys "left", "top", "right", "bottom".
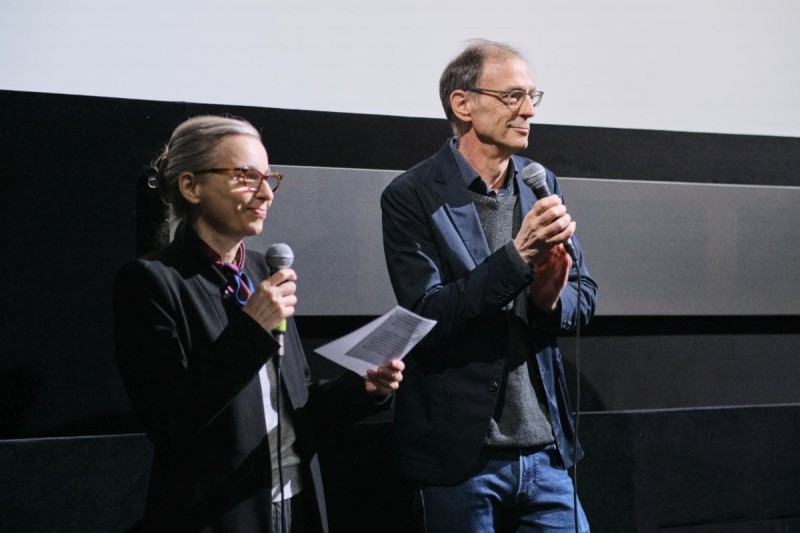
{"left": 265, "top": 243, "right": 294, "bottom": 272}
{"left": 520, "top": 162, "right": 547, "bottom": 188}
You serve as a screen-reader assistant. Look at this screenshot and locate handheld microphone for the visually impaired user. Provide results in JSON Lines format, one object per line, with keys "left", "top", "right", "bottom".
{"left": 520, "top": 162, "right": 578, "bottom": 262}
{"left": 264, "top": 243, "right": 294, "bottom": 356}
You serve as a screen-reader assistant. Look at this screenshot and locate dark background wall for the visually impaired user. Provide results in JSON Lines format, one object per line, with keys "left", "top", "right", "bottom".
{"left": 1, "top": 89, "right": 799, "bottom": 532}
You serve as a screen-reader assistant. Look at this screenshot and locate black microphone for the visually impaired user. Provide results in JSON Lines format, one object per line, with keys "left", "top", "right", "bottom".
{"left": 520, "top": 162, "right": 578, "bottom": 262}
{"left": 264, "top": 243, "right": 294, "bottom": 356}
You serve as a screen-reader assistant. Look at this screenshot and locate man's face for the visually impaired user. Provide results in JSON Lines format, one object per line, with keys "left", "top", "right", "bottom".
{"left": 468, "top": 56, "right": 536, "bottom": 155}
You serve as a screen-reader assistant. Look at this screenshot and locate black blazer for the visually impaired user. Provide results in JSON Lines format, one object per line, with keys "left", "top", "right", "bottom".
{"left": 113, "top": 224, "right": 383, "bottom": 532}
{"left": 381, "top": 141, "right": 598, "bottom": 485}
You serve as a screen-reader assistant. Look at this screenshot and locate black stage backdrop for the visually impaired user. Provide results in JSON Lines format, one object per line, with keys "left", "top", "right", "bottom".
{"left": 1, "top": 89, "right": 798, "bottom": 532}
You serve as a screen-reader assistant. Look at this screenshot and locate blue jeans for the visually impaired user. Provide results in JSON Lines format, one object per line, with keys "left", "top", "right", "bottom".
{"left": 414, "top": 444, "right": 590, "bottom": 532}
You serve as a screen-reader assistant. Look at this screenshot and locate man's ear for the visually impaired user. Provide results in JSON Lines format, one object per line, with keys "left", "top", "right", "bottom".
{"left": 178, "top": 172, "right": 202, "bottom": 206}
{"left": 450, "top": 90, "right": 472, "bottom": 124}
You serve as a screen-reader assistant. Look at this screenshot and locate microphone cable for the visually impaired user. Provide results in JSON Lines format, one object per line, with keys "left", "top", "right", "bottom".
{"left": 265, "top": 243, "right": 293, "bottom": 533}
{"left": 275, "top": 352, "right": 287, "bottom": 533}
{"left": 571, "top": 272, "right": 583, "bottom": 533}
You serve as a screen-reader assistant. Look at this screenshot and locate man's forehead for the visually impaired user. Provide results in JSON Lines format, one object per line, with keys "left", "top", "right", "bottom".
{"left": 479, "top": 56, "right": 534, "bottom": 85}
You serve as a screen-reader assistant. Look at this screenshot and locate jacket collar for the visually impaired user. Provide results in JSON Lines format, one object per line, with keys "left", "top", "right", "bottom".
{"left": 430, "top": 141, "right": 537, "bottom": 267}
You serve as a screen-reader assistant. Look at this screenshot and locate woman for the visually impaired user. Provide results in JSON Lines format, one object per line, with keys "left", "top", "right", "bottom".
{"left": 113, "top": 115, "right": 403, "bottom": 532}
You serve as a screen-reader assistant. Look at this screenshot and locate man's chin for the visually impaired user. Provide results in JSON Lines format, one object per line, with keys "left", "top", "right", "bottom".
{"left": 509, "top": 136, "right": 529, "bottom": 152}
{"left": 508, "top": 129, "right": 530, "bottom": 146}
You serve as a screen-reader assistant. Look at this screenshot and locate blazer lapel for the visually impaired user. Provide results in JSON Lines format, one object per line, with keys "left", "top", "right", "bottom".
{"left": 432, "top": 148, "right": 490, "bottom": 268}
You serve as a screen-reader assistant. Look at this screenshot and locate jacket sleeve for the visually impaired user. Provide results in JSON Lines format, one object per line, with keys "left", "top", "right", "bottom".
{"left": 280, "top": 319, "right": 388, "bottom": 439}
{"left": 113, "top": 259, "right": 279, "bottom": 450}
{"left": 381, "top": 167, "right": 597, "bottom": 342}
{"left": 380, "top": 173, "right": 532, "bottom": 343}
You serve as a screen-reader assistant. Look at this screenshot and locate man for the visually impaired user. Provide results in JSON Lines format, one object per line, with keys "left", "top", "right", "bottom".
{"left": 381, "top": 39, "right": 597, "bottom": 531}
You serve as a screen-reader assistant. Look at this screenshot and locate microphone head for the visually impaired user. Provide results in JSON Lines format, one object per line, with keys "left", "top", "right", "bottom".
{"left": 265, "top": 243, "right": 294, "bottom": 273}
{"left": 520, "top": 162, "right": 547, "bottom": 189}
{"left": 521, "top": 162, "right": 553, "bottom": 199}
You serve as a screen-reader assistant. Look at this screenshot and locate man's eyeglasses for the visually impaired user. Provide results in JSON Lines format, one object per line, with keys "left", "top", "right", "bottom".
{"left": 193, "top": 167, "right": 282, "bottom": 192}
{"left": 465, "top": 87, "right": 543, "bottom": 108}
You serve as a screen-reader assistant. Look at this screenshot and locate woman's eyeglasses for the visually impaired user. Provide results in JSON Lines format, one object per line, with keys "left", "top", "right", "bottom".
{"left": 193, "top": 167, "right": 282, "bottom": 192}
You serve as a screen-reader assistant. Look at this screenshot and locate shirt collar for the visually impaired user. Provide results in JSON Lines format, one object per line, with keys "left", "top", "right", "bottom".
{"left": 188, "top": 228, "right": 247, "bottom": 272}
{"left": 448, "top": 137, "right": 518, "bottom": 197}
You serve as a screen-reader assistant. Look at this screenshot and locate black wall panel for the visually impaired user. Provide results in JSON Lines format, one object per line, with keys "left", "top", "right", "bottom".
{"left": 3, "top": 407, "right": 798, "bottom": 532}
{"left": 2, "top": 89, "right": 798, "bottom": 438}
{"left": 1, "top": 90, "right": 799, "bottom": 531}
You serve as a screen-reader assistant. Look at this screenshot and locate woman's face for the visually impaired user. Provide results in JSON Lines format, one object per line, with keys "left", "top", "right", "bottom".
{"left": 182, "top": 134, "right": 273, "bottom": 248}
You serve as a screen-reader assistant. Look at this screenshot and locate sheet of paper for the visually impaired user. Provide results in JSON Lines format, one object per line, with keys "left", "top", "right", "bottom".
{"left": 314, "top": 306, "right": 436, "bottom": 376}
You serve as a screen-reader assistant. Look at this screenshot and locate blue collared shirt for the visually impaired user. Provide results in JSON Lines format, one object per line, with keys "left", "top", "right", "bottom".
{"left": 448, "top": 137, "right": 518, "bottom": 198}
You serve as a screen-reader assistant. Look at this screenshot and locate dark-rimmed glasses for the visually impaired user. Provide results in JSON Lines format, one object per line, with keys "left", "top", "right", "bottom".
{"left": 465, "top": 87, "right": 543, "bottom": 108}
{"left": 193, "top": 167, "right": 282, "bottom": 192}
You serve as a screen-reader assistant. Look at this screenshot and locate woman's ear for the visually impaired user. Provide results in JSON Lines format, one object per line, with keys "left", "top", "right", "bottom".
{"left": 178, "top": 172, "right": 202, "bottom": 206}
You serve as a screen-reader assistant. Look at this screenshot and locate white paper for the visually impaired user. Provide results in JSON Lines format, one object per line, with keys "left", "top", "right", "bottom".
{"left": 313, "top": 306, "right": 436, "bottom": 376}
